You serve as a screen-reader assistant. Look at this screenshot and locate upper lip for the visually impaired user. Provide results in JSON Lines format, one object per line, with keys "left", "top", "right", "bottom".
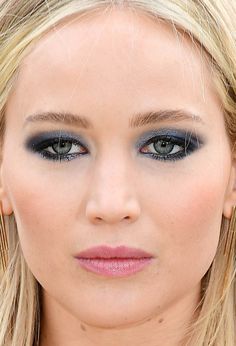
{"left": 75, "top": 245, "right": 153, "bottom": 259}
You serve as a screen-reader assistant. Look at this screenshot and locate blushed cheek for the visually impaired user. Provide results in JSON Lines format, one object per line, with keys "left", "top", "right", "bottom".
{"left": 2, "top": 163, "right": 74, "bottom": 271}
{"left": 158, "top": 177, "right": 227, "bottom": 277}
{"left": 171, "top": 184, "right": 223, "bottom": 232}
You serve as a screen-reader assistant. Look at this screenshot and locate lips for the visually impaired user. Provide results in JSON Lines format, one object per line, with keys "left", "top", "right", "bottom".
{"left": 75, "top": 245, "right": 154, "bottom": 277}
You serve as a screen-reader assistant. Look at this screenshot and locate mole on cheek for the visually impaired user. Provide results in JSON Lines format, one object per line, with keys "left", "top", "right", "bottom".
{"left": 80, "top": 324, "right": 87, "bottom": 331}
{"left": 158, "top": 318, "right": 164, "bottom": 324}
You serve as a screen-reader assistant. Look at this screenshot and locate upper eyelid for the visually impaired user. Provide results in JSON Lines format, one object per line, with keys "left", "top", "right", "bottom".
{"left": 25, "top": 128, "right": 205, "bottom": 150}
{"left": 25, "top": 131, "right": 87, "bottom": 149}
{"left": 135, "top": 129, "right": 205, "bottom": 149}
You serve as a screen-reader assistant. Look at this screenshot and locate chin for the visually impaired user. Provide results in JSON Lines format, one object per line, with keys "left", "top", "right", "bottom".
{"left": 79, "top": 315, "right": 146, "bottom": 330}
{"left": 75, "top": 305, "right": 152, "bottom": 330}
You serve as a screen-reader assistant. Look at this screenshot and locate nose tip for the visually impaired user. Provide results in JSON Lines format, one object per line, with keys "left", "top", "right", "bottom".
{"left": 85, "top": 199, "right": 141, "bottom": 225}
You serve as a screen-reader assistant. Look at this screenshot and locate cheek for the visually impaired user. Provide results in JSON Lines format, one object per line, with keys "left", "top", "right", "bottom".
{"left": 167, "top": 182, "right": 223, "bottom": 233}
{"left": 8, "top": 184, "right": 66, "bottom": 271}
{"left": 146, "top": 165, "right": 229, "bottom": 284}
{"left": 169, "top": 182, "right": 222, "bottom": 257}
{"left": 1, "top": 157, "right": 83, "bottom": 276}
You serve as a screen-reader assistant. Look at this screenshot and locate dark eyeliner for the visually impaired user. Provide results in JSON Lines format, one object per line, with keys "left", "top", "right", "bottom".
{"left": 25, "top": 131, "right": 88, "bottom": 161}
{"left": 137, "top": 128, "right": 205, "bottom": 162}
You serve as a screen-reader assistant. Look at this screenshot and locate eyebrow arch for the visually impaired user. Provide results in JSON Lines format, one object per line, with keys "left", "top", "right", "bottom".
{"left": 24, "top": 109, "right": 204, "bottom": 129}
{"left": 129, "top": 109, "right": 204, "bottom": 127}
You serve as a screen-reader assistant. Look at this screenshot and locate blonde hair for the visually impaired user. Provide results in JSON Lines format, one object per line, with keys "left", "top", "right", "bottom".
{"left": 0, "top": 1, "right": 236, "bottom": 345}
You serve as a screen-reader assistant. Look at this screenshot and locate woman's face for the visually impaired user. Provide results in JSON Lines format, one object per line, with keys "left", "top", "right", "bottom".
{"left": 0, "top": 8, "right": 235, "bottom": 330}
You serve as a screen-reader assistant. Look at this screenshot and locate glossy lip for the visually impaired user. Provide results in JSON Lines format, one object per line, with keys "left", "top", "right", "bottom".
{"left": 74, "top": 245, "right": 154, "bottom": 277}
{"left": 75, "top": 245, "right": 154, "bottom": 259}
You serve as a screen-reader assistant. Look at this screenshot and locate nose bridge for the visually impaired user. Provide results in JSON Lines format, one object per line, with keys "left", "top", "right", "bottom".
{"left": 99, "top": 152, "right": 129, "bottom": 193}
{"left": 85, "top": 151, "right": 140, "bottom": 224}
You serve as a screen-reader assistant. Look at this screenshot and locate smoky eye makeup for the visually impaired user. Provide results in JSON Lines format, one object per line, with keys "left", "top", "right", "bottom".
{"left": 24, "top": 128, "right": 205, "bottom": 163}
{"left": 24, "top": 130, "right": 88, "bottom": 162}
{"left": 136, "top": 128, "right": 205, "bottom": 162}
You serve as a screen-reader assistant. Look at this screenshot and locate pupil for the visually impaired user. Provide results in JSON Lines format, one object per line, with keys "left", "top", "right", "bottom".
{"left": 52, "top": 140, "right": 72, "bottom": 154}
{"left": 154, "top": 140, "right": 174, "bottom": 155}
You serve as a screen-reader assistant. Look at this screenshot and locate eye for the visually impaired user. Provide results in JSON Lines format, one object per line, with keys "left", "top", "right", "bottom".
{"left": 151, "top": 138, "right": 181, "bottom": 155}
{"left": 139, "top": 131, "right": 202, "bottom": 162}
{"left": 25, "top": 132, "right": 88, "bottom": 161}
{"left": 46, "top": 138, "right": 85, "bottom": 156}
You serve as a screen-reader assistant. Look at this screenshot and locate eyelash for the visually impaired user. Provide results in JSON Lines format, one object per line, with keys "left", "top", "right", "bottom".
{"left": 26, "top": 132, "right": 201, "bottom": 163}
{"left": 139, "top": 134, "right": 199, "bottom": 162}
{"left": 27, "top": 135, "right": 87, "bottom": 162}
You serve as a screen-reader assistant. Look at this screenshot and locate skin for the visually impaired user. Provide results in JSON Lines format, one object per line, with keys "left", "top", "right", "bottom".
{"left": 1, "top": 7, "right": 236, "bottom": 346}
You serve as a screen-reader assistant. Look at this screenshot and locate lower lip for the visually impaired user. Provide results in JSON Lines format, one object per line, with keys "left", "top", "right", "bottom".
{"left": 76, "top": 257, "right": 153, "bottom": 277}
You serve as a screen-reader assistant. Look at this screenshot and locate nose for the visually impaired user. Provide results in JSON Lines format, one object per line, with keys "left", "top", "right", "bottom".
{"left": 85, "top": 162, "right": 141, "bottom": 225}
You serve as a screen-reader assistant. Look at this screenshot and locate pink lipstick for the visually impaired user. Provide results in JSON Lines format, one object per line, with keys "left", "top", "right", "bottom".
{"left": 75, "top": 245, "right": 153, "bottom": 277}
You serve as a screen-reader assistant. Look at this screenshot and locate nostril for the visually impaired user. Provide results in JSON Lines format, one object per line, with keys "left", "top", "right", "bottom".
{"left": 95, "top": 217, "right": 102, "bottom": 221}
{"left": 86, "top": 199, "right": 141, "bottom": 224}
{"left": 95, "top": 215, "right": 130, "bottom": 221}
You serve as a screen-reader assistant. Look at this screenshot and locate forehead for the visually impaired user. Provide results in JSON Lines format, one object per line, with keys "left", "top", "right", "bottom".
{"left": 20, "top": 8, "right": 206, "bottom": 80}
{"left": 8, "top": 7, "right": 222, "bottom": 129}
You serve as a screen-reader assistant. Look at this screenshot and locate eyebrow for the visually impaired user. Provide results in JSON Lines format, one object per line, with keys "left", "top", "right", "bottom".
{"left": 23, "top": 109, "right": 204, "bottom": 129}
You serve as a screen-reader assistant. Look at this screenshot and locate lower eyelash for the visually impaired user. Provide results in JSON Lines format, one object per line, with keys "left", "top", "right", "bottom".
{"left": 38, "top": 151, "right": 82, "bottom": 162}
{"left": 38, "top": 145, "right": 86, "bottom": 161}
{"left": 146, "top": 150, "right": 190, "bottom": 162}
